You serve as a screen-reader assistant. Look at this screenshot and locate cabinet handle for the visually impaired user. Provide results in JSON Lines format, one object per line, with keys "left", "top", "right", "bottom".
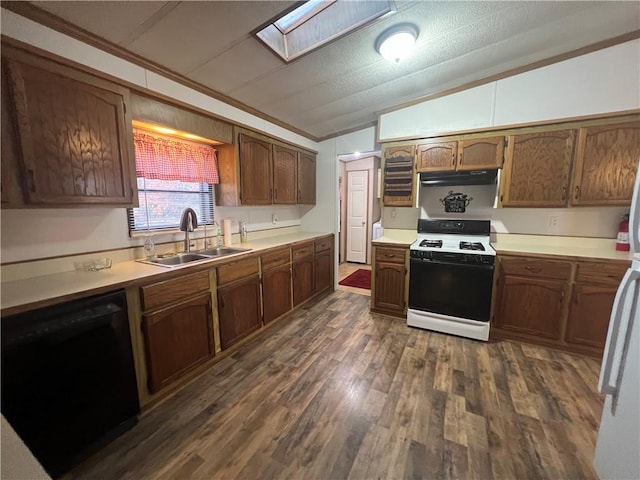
{"left": 524, "top": 266, "right": 542, "bottom": 273}
{"left": 574, "top": 185, "right": 581, "bottom": 200}
{"left": 274, "top": 188, "right": 278, "bottom": 200}
{"left": 459, "top": 153, "right": 463, "bottom": 165}
{"left": 26, "top": 169, "right": 36, "bottom": 193}
{"left": 270, "top": 188, "right": 273, "bottom": 200}
{"left": 451, "top": 154, "right": 455, "bottom": 166}
{"left": 562, "top": 187, "right": 567, "bottom": 201}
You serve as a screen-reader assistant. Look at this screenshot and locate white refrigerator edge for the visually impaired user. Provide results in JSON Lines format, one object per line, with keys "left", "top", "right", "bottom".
{"left": 594, "top": 163, "right": 640, "bottom": 480}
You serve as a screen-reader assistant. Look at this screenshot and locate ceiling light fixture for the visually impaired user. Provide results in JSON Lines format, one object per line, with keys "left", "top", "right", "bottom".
{"left": 375, "top": 23, "right": 419, "bottom": 63}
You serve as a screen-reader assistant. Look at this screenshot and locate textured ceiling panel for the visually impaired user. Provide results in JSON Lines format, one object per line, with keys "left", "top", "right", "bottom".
{"left": 188, "top": 37, "right": 283, "bottom": 94}
{"left": 22, "top": 0, "right": 640, "bottom": 139}
{"left": 30, "top": 1, "right": 175, "bottom": 45}
{"left": 125, "top": 1, "right": 295, "bottom": 73}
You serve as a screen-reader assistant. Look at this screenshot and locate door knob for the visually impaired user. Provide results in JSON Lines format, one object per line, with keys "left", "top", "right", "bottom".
{"left": 362, "top": 221, "right": 366, "bottom": 225}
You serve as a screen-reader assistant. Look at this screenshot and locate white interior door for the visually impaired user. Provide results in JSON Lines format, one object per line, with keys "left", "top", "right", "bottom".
{"left": 347, "top": 170, "right": 368, "bottom": 263}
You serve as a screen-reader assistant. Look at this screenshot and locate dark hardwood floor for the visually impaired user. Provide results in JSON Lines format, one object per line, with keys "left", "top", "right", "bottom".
{"left": 68, "top": 290, "right": 603, "bottom": 479}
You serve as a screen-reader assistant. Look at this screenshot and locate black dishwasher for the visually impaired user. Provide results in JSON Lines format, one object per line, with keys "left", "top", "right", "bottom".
{"left": 1, "top": 290, "right": 140, "bottom": 478}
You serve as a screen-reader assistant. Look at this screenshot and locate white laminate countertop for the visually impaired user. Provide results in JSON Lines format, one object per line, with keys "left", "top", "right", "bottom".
{"left": 491, "top": 233, "right": 634, "bottom": 262}
{"left": 370, "top": 229, "right": 634, "bottom": 262}
{"left": 1, "top": 232, "right": 331, "bottom": 316}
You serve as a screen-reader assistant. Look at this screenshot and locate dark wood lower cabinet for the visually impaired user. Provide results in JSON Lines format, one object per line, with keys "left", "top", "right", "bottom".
{"left": 494, "top": 275, "right": 567, "bottom": 340}
{"left": 142, "top": 292, "right": 214, "bottom": 394}
{"left": 262, "top": 264, "right": 292, "bottom": 324}
{"left": 492, "top": 256, "right": 628, "bottom": 357}
{"left": 293, "top": 256, "right": 314, "bottom": 306}
{"left": 373, "top": 262, "right": 406, "bottom": 314}
{"left": 564, "top": 283, "right": 617, "bottom": 350}
{"left": 218, "top": 275, "right": 262, "bottom": 350}
{"left": 314, "top": 249, "right": 332, "bottom": 294}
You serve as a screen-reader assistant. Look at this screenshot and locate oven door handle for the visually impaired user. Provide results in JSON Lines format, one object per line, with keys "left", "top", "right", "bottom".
{"left": 410, "top": 258, "right": 494, "bottom": 270}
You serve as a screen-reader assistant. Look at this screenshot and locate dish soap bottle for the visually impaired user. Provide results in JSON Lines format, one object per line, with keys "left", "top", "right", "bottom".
{"left": 216, "top": 223, "right": 223, "bottom": 247}
{"left": 240, "top": 221, "right": 248, "bottom": 244}
{"left": 143, "top": 236, "right": 155, "bottom": 259}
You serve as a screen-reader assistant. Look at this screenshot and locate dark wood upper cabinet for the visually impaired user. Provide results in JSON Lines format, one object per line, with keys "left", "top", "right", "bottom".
{"left": 2, "top": 47, "right": 136, "bottom": 207}
{"left": 501, "top": 130, "right": 575, "bottom": 207}
{"left": 416, "top": 141, "right": 457, "bottom": 172}
{"left": 272, "top": 144, "right": 298, "bottom": 204}
{"left": 297, "top": 151, "right": 316, "bottom": 205}
{"left": 239, "top": 133, "right": 272, "bottom": 205}
{"left": 458, "top": 136, "right": 504, "bottom": 170}
{"left": 571, "top": 121, "right": 640, "bottom": 206}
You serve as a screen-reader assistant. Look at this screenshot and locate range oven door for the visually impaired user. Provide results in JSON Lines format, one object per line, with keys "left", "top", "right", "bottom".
{"left": 409, "top": 257, "right": 494, "bottom": 321}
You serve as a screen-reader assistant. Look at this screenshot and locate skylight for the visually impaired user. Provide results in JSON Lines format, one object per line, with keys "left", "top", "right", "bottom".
{"left": 256, "top": 0, "right": 393, "bottom": 63}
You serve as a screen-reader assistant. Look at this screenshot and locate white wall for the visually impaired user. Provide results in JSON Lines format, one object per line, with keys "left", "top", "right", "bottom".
{"left": 0, "top": 9, "right": 317, "bottom": 263}
{"left": 381, "top": 183, "right": 628, "bottom": 239}
{"left": 378, "top": 39, "right": 640, "bottom": 141}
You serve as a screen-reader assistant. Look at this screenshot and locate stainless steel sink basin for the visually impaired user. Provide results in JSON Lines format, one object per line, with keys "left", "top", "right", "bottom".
{"left": 138, "top": 247, "right": 251, "bottom": 268}
{"left": 139, "top": 253, "right": 211, "bottom": 268}
{"left": 197, "top": 247, "right": 251, "bottom": 257}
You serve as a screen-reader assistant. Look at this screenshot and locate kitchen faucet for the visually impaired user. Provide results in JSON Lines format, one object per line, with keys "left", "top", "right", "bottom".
{"left": 179, "top": 208, "right": 198, "bottom": 252}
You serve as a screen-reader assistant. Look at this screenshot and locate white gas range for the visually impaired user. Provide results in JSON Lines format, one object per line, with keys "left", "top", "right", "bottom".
{"left": 407, "top": 219, "right": 495, "bottom": 341}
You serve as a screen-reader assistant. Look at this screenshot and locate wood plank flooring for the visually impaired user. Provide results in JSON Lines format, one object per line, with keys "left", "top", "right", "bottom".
{"left": 67, "top": 290, "right": 603, "bottom": 479}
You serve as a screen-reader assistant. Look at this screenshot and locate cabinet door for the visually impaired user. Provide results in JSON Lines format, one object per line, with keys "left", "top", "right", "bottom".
{"left": 218, "top": 275, "right": 262, "bottom": 350}
{"left": 4, "top": 54, "right": 135, "bottom": 206}
{"left": 416, "top": 141, "right": 456, "bottom": 172}
{"left": 572, "top": 122, "right": 640, "bottom": 206}
{"left": 565, "top": 283, "right": 616, "bottom": 351}
{"left": 373, "top": 262, "right": 406, "bottom": 314}
{"left": 263, "top": 264, "right": 292, "bottom": 324}
{"left": 314, "top": 249, "right": 333, "bottom": 294}
{"left": 239, "top": 133, "right": 272, "bottom": 205}
{"left": 293, "top": 257, "right": 315, "bottom": 306}
{"left": 383, "top": 145, "right": 415, "bottom": 207}
{"left": 142, "top": 292, "right": 214, "bottom": 394}
{"left": 297, "top": 152, "right": 316, "bottom": 204}
{"left": 272, "top": 144, "right": 297, "bottom": 204}
{"left": 502, "top": 130, "right": 575, "bottom": 207}
{"left": 494, "top": 274, "right": 567, "bottom": 340}
{"left": 458, "top": 136, "right": 504, "bottom": 170}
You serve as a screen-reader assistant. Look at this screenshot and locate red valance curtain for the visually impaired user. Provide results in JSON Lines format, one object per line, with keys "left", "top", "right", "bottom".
{"left": 133, "top": 130, "right": 219, "bottom": 184}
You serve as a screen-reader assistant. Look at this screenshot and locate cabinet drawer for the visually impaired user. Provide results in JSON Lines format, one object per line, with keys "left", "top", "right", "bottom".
{"left": 141, "top": 270, "right": 210, "bottom": 311}
{"left": 217, "top": 256, "right": 260, "bottom": 286}
{"left": 261, "top": 248, "right": 291, "bottom": 271}
{"left": 292, "top": 241, "right": 314, "bottom": 261}
{"left": 315, "top": 236, "right": 332, "bottom": 253}
{"left": 375, "top": 247, "right": 406, "bottom": 264}
{"left": 576, "top": 261, "right": 628, "bottom": 286}
{"left": 500, "top": 257, "right": 572, "bottom": 280}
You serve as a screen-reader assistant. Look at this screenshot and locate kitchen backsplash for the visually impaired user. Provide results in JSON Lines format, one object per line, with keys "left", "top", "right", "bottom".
{"left": 380, "top": 183, "right": 629, "bottom": 238}
{"left": 0, "top": 205, "right": 302, "bottom": 264}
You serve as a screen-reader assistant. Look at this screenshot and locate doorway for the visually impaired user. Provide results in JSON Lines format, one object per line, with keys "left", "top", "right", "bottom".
{"left": 338, "top": 154, "right": 381, "bottom": 266}
{"left": 347, "top": 170, "right": 368, "bottom": 263}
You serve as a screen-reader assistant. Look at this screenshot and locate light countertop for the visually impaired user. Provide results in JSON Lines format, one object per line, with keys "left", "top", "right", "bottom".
{"left": 371, "top": 229, "right": 634, "bottom": 262}
{"left": 491, "top": 233, "right": 634, "bottom": 262}
{"left": 1, "top": 232, "right": 331, "bottom": 316}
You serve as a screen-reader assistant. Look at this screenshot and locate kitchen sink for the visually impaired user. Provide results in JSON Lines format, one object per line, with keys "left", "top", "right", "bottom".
{"left": 196, "top": 247, "right": 251, "bottom": 257}
{"left": 139, "top": 247, "right": 251, "bottom": 268}
{"left": 139, "top": 253, "right": 211, "bottom": 268}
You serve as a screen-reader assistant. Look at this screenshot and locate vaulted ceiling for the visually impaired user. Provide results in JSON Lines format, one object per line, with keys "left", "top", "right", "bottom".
{"left": 10, "top": 1, "right": 640, "bottom": 140}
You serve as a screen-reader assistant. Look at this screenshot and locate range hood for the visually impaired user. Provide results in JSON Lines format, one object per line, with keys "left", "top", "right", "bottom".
{"left": 420, "top": 169, "right": 498, "bottom": 187}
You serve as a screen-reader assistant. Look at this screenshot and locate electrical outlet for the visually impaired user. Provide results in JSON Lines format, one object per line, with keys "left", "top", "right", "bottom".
{"left": 272, "top": 213, "right": 278, "bottom": 224}
{"left": 549, "top": 215, "right": 560, "bottom": 229}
